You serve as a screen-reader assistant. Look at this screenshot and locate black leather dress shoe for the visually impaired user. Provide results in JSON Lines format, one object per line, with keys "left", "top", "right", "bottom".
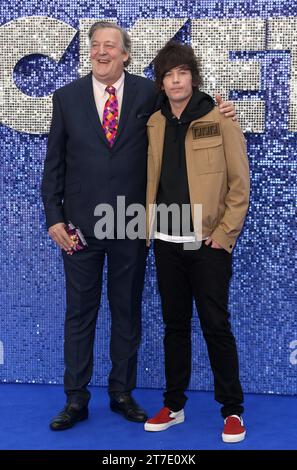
{"left": 49, "top": 404, "right": 88, "bottom": 431}
{"left": 109, "top": 392, "right": 148, "bottom": 422}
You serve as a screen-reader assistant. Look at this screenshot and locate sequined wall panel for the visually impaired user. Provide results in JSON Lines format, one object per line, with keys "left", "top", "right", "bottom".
{"left": 0, "top": 1, "right": 296, "bottom": 394}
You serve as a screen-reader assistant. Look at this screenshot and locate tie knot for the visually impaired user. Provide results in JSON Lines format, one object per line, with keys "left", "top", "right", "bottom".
{"left": 106, "top": 86, "right": 116, "bottom": 95}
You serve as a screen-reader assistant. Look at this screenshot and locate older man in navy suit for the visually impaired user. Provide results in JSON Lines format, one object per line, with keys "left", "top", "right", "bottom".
{"left": 42, "top": 21, "right": 236, "bottom": 430}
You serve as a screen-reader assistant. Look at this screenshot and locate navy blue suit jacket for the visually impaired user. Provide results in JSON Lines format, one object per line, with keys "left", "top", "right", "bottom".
{"left": 41, "top": 71, "right": 158, "bottom": 236}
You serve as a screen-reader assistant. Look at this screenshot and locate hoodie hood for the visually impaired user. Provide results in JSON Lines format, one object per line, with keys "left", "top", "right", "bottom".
{"left": 160, "top": 89, "right": 215, "bottom": 123}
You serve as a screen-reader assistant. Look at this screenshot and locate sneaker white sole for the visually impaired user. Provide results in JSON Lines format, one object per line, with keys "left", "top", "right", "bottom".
{"left": 222, "top": 430, "right": 246, "bottom": 443}
{"left": 144, "top": 412, "right": 185, "bottom": 432}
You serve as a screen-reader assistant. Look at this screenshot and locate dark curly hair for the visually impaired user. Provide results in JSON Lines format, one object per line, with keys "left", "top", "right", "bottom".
{"left": 153, "top": 41, "right": 202, "bottom": 92}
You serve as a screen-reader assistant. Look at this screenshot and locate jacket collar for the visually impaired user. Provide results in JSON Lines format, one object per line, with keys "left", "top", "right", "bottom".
{"left": 147, "top": 108, "right": 217, "bottom": 172}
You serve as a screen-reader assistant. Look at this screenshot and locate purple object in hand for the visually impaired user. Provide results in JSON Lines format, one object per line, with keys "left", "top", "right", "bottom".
{"left": 65, "top": 221, "right": 88, "bottom": 254}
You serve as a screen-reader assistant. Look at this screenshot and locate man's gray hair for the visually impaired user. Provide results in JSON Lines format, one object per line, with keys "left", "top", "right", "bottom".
{"left": 88, "top": 21, "right": 131, "bottom": 67}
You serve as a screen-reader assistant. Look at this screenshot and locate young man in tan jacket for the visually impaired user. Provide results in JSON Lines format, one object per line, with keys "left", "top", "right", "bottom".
{"left": 144, "top": 41, "right": 250, "bottom": 443}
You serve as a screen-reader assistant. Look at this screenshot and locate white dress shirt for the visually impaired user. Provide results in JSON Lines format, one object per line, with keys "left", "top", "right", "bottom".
{"left": 92, "top": 72, "right": 125, "bottom": 123}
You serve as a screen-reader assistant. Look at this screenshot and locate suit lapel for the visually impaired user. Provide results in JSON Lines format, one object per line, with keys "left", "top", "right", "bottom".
{"left": 80, "top": 71, "right": 137, "bottom": 148}
{"left": 113, "top": 71, "right": 136, "bottom": 146}
{"left": 79, "top": 73, "right": 109, "bottom": 147}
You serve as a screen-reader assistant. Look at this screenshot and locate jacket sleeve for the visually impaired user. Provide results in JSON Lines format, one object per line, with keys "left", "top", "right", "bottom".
{"left": 41, "top": 91, "right": 67, "bottom": 230}
{"left": 211, "top": 115, "right": 250, "bottom": 253}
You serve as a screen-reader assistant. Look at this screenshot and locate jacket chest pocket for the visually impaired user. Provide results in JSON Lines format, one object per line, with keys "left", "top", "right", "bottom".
{"left": 192, "top": 135, "right": 225, "bottom": 175}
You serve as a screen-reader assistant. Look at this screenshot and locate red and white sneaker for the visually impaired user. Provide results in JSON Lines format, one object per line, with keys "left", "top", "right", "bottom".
{"left": 222, "top": 415, "right": 246, "bottom": 443}
{"left": 144, "top": 407, "right": 185, "bottom": 432}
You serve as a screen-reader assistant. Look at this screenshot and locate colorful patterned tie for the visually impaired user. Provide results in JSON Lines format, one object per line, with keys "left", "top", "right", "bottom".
{"left": 102, "top": 86, "right": 119, "bottom": 146}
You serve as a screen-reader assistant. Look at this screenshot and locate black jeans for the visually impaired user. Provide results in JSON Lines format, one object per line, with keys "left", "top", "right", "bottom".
{"left": 154, "top": 239, "right": 244, "bottom": 418}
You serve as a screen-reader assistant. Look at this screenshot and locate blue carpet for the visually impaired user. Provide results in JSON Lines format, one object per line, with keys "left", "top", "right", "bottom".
{"left": 0, "top": 384, "right": 296, "bottom": 450}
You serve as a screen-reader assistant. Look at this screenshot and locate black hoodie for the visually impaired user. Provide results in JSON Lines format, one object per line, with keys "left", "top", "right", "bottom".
{"left": 156, "top": 89, "right": 215, "bottom": 236}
